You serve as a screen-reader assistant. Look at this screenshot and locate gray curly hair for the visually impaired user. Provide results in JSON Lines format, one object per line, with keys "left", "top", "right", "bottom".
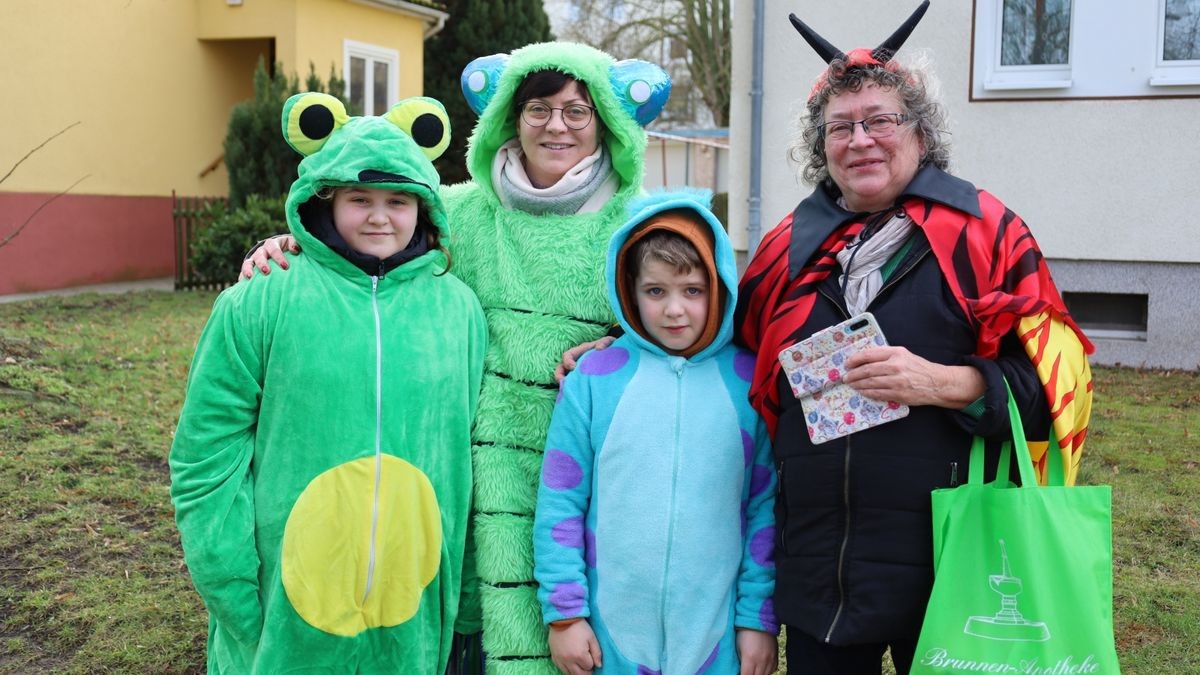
{"left": 790, "top": 52, "right": 951, "bottom": 189}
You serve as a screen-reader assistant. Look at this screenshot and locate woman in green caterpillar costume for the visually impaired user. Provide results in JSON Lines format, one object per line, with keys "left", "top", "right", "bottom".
{"left": 173, "top": 93, "right": 486, "bottom": 673}
{"left": 242, "top": 42, "right": 671, "bottom": 674}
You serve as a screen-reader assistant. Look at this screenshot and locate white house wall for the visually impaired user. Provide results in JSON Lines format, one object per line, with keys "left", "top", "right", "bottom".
{"left": 731, "top": 0, "right": 1200, "bottom": 264}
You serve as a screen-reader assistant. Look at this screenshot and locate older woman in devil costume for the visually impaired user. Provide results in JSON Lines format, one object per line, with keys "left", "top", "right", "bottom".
{"left": 734, "top": 3, "right": 1093, "bottom": 672}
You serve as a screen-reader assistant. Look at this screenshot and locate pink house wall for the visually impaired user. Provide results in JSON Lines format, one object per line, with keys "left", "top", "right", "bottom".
{"left": 0, "top": 193, "right": 175, "bottom": 295}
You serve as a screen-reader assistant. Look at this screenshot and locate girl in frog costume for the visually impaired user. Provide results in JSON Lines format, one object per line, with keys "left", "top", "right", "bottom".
{"left": 241, "top": 42, "right": 672, "bottom": 675}
{"left": 171, "top": 93, "right": 486, "bottom": 673}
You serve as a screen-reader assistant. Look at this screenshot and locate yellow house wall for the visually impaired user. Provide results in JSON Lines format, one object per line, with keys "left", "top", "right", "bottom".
{"left": 197, "top": 0, "right": 427, "bottom": 110}
{"left": 196, "top": 0, "right": 298, "bottom": 73}
{"left": 293, "top": 0, "right": 426, "bottom": 100}
{"left": 1, "top": 1, "right": 262, "bottom": 197}
{"left": 2, "top": 0, "right": 427, "bottom": 199}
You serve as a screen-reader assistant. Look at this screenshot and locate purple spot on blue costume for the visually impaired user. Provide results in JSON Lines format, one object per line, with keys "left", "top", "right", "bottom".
{"left": 578, "top": 346, "right": 629, "bottom": 375}
{"left": 543, "top": 450, "right": 583, "bottom": 490}
{"left": 760, "top": 598, "right": 779, "bottom": 632}
{"left": 584, "top": 528, "right": 597, "bottom": 568}
{"left": 734, "top": 351, "right": 755, "bottom": 382}
{"left": 695, "top": 642, "right": 720, "bottom": 673}
{"left": 750, "top": 526, "right": 775, "bottom": 567}
{"left": 741, "top": 430, "right": 754, "bottom": 467}
{"left": 549, "top": 581, "right": 586, "bottom": 616}
{"left": 552, "top": 516, "right": 584, "bottom": 548}
{"left": 637, "top": 667, "right": 662, "bottom": 675}
{"left": 749, "top": 465, "right": 772, "bottom": 498}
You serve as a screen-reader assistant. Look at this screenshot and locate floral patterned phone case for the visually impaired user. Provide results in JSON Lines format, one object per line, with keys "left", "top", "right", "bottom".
{"left": 777, "top": 312, "right": 909, "bottom": 444}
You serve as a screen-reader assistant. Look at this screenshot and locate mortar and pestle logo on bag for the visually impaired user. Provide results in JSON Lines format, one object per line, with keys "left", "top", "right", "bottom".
{"left": 963, "top": 539, "right": 1051, "bottom": 642}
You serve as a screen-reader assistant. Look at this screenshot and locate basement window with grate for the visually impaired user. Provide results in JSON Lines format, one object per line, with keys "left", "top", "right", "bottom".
{"left": 1063, "top": 292, "right": 1148, "bottom": 341}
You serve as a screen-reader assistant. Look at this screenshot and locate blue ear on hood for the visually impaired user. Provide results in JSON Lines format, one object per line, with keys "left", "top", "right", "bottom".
{"left": 610, "top": 60, "right": 672, "bottom": 127}
{"left": 461, "top": 53, "right": 511, "bottom": 116}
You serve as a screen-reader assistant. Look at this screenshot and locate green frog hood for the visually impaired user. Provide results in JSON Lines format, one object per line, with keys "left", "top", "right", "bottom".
{"left": 281, "top": 92, "right": 453, "bottom": 275}
{"left": 458, "top": 41, "right": 671, "bottom": 201}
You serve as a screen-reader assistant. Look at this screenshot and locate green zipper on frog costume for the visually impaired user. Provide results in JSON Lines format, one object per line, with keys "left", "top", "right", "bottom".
{"left": 363, "top": 275, "right": 383, "bottom": 604}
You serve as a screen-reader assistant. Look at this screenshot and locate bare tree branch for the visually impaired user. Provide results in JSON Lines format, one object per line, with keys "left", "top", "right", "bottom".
{"left": 556, "top": 0, "right": 731, "bottom": 125}
{"left": 1, "top": 122, "right": 88, "bottom": 250}
{"left": 0, "top": 122, "right": 81, "bottom": 187}
{"left": 0, "top": 175, "right": 91, "bottom": 249}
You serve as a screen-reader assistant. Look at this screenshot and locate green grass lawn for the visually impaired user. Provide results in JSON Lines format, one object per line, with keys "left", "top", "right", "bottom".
{"left": 1, "top": 290, "right": 1197, "bottom": 673}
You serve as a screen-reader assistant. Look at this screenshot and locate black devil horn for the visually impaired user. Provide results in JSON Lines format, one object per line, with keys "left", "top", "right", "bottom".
{"left": 789, "top": 13, "right": 845, "bottom": 64}
{"left": 873, "top": 0, "right": 930, "bottom": 62}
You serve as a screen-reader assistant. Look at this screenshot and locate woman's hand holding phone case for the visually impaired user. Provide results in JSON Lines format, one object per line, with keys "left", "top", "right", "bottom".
{"left": 778, "top": 313, "right": 910, "bottom": 444}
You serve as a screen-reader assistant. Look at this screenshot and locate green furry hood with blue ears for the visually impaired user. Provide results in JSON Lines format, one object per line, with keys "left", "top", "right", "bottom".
{"left": 459, "top": 41, "right": 671, "bottom": 199}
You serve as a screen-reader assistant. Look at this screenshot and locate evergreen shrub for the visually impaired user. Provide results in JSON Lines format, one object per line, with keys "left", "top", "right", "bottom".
{"left": 189, "top": 194, "right": 287, "bottom": 284}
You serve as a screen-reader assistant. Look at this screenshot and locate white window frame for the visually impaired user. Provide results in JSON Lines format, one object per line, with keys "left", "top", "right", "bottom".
{"left": 972, "top": 0, "right": 1200, "bottom": 99}
{"left": 975, "top": 0, "right": 1074, "bottom": 93}
{"left": 1152, "top": 0, "right": 1200, "bottom": 86}
{"left": 343, "top": 40, "right": 400, "bottom": 116}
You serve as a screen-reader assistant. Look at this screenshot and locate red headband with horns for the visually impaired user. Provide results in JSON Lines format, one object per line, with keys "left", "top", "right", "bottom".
{"left": 791, "top": 0, "right": 930, "bottom": 102}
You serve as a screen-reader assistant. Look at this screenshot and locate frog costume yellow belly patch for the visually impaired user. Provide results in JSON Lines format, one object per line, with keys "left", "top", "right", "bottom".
{"left": 282, "top": 455, "right": 442, "bottom": 636}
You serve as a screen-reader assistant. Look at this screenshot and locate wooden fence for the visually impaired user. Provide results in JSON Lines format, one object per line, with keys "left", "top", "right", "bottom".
{"left": 172, "top": 191, "right": 230, "bottom": 291}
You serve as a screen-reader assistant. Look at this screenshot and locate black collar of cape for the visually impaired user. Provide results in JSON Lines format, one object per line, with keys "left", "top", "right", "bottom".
{"left": 787, "top": 164, "right": 982, "bottom": 280}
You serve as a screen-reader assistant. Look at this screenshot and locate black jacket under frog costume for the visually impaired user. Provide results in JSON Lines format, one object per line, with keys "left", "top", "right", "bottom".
{"left": 443, "top": 42, "right": 670, "bottom": 675}
{"left": 171, "top": 94, "right": 486, "bottom": 673}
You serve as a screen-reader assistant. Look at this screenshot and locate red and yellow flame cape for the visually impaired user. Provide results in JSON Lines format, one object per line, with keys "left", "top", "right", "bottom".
{"left": 737, "top": 176, "right": 1093, "bottom": 485}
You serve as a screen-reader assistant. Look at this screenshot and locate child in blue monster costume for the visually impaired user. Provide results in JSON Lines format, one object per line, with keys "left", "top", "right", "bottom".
{"left": 533, "top": 190, "right": 778, "bottom": 675}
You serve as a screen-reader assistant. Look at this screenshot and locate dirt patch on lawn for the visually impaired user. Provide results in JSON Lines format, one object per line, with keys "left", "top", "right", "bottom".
{"left": 0, "top": 336, "right": 47, "bottom": 362}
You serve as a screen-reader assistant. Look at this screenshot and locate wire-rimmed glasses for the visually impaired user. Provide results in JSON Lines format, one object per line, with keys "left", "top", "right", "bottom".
{"left": 819, "top": 113, "right": 916, "bottom": 141}
{"left": 520, "top": 102, "right": 596, "bottom": 130}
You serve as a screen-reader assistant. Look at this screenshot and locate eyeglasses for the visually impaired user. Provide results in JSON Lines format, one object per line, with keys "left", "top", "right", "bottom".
{"left": 819, "top": 113, "right": 915, "bottom": 141}
{"left": 520, "top": 102, "right": 596, "bottom": 130}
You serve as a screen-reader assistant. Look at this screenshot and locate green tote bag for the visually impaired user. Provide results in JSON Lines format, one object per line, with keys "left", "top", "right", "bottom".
{"left": 911, "top": 384, "right": 1120, "bottom": 674}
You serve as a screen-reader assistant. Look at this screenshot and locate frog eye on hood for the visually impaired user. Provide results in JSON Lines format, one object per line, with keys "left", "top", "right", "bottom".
{"left": 460, "top": 53, "right": 510, "bottom": 116}
{"left": 281, "top": 93, "right": 350, "bottom": 157}
{"left": 384, "top": 97, "right": 451, "bottom": 161}
{"left": 609, "top": 59, "right": 672, "bottom": 127}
